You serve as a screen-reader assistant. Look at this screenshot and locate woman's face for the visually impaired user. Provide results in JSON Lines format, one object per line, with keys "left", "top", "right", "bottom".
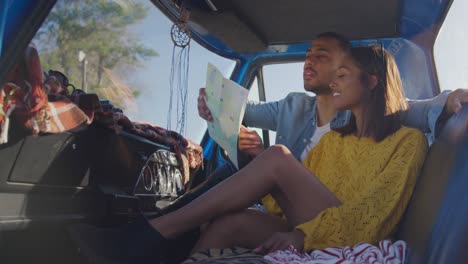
{"left": 329, "top": 55, "right": 365, "bottom": 111}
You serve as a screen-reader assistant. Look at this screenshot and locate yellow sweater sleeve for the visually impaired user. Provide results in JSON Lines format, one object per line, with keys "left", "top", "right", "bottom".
{"left": 297, "top": 131, "right": 428, "bottom": 251}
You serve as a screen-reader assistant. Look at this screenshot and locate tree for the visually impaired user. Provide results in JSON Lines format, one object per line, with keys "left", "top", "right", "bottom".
{"left": 34, "top": 0, "right": 158, "bottom": 109}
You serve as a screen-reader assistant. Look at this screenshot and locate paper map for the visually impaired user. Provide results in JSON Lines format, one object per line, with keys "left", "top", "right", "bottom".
{"left": 205, "top": 63, "right": 249, "bottom": 169}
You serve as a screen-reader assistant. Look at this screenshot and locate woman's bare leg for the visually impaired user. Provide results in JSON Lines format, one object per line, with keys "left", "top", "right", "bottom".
{"left": 192, "top": 209, "right": 288, "bottom": 253}
{"left": 150, "top": 145, "right": 340, "bottom": 239}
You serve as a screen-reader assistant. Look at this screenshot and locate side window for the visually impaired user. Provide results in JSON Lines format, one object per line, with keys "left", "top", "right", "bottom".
{"left": 434, "top": 0, "right": 468, "bottom": 91}
{"left": 262, "top": 62, "right": 305, "bottom": 144}
{"left": 248, "top": 77, "right": 260, "bottom": 102}
{"left": 32, "top": 0, "right": 235, "bottom": 143}
{"left": 246, "top": 76, "right": 264, "bottom": 142}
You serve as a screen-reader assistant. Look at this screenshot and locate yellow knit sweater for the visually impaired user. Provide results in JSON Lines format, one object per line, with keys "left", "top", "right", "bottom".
{"left": 262, "top": 126, "right": 428, "bottom": 251}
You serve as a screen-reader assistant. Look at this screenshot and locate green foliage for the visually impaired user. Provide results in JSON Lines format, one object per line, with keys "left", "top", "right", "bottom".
{"left": 34, "top": 0, "right": 158, "bottom": 108}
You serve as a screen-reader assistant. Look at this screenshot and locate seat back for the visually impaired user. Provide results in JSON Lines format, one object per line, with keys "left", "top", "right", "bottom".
{"left": 396, "top": 104, "right": 468, "bottom": 263}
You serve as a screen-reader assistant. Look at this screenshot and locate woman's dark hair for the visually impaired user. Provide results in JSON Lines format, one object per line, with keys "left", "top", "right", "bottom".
{"left": 334, "top": 45, "right": 408, "bottom": 142}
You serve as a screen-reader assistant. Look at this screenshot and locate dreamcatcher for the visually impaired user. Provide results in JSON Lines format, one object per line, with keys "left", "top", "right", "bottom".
{"left": 167, "top": 6, "right": 191, "bottom": 136}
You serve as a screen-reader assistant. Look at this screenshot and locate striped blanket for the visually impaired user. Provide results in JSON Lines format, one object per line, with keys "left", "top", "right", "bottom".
{"left": 265, "top": 240, "right": 406, "bottom": 264}
{"left": 184, "top": 240, "right": 406, "bottom": 264}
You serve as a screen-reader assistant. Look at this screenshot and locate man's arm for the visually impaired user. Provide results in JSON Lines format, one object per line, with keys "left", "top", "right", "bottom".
{"left": 403, "top": 89, "right": 468, "bottom": 142}
{"left": 243, "top": 100, "right": 281, "bottom": 131}
{"left": 440, "top": 88, "right": 468, "bottom": 117}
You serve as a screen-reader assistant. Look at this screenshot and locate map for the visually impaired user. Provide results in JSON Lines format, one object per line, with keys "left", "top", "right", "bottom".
{"left": 205, "top": 63, "right": 249, "bottom": 169}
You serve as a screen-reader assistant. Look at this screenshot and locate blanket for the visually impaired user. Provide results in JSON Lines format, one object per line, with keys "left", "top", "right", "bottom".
{"left": 183, "top": 240, "right": 406, "bottom": 264}
{"left": 265, "top": 240, "right": 406, "bottom": 264}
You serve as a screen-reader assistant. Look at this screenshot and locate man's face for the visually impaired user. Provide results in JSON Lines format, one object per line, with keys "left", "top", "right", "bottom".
{"left": 303, "top": 37, "right": 346, "bottom": 94}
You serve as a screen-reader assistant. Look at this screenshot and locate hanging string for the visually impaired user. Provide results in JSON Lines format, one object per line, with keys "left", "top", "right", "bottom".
{"left": 167, "top": 45, "right": 176, "bottom": 131}
{"left": 160, "top": 4, "right": 191, "bottom": 202}
{"left": 168, "top": 9, "right": 191, "bottom": 136}
{"left": 178, "top": 44, "right": 190, "bottom": 134}
{"left": 168, "top": 39, "right": 190, "bottom": 135}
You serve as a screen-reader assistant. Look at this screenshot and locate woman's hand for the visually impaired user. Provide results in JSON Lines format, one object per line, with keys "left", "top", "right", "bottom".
{"left": 238, "top": 125, "right": 264, "bottom": 157}
{"left": 254, "top": 230, "right": 305, "bottom": 255}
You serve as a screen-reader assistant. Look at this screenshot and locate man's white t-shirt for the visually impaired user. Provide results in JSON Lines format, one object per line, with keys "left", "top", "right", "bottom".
{"left": 299, "top": 123, "right": 331, "bottom": 162}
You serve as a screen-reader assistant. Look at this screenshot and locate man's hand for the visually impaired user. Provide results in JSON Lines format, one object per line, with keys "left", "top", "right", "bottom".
{"left": 444, "top": 88, "right": 468, "bottom": 115}
{"left": 198, "top": 88, "right": 213, "bottom": 121}
{"left": 254, "top": 230, "right": 305, "bottom": 255}
{"left": 238, "top": 125, "right": 264, "bottom": 158}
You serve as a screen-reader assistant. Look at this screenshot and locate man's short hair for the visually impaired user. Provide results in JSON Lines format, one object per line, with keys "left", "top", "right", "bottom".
{"left": 316, "top": 32, "right": 351, "bottom": 52}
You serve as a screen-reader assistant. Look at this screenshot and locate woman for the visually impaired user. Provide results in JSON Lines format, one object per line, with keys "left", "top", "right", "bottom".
{"left": 72, "top": 46, "right": 428, "bottom": 262}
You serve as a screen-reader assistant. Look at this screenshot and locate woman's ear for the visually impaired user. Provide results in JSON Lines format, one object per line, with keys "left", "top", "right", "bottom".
{"left": 369, "top": 75, "right": 378, "bottom": 90}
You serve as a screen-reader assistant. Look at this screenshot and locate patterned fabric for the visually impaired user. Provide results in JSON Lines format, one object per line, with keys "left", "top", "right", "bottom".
{"left": 0, "top": 45, "right": 91, "bottom": 143}
{"left": 68, "top": 93, "right": 102, "bottom": 121}
{"left": 43, "top": 70, "right": 71, "bottom": 96}
{"left": 0, "top": 83, "right": 17, "bottom": 143}
{"left": 186, "top": 139, "right": 204, "bottom": 170}
{"left": 183, "top": 241, "right": 406, "bottom": 264}
{"left": 183, "top": 247, "right": 270, "bottom": 264}
{"left": 264, "top": 240, "right": 407, "bottom": 264}
{"left": 262, "top": 127, "right": 428, "bottom": 251}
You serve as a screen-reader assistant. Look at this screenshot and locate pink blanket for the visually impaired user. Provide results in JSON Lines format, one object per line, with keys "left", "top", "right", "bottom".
{"left": 264, "top": 240, "right": 406, "bottom": 264}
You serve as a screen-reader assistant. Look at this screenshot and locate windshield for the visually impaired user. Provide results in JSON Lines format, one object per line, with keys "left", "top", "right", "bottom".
{"left": 32, "top": 0, "right": 236, "bottom": 142}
